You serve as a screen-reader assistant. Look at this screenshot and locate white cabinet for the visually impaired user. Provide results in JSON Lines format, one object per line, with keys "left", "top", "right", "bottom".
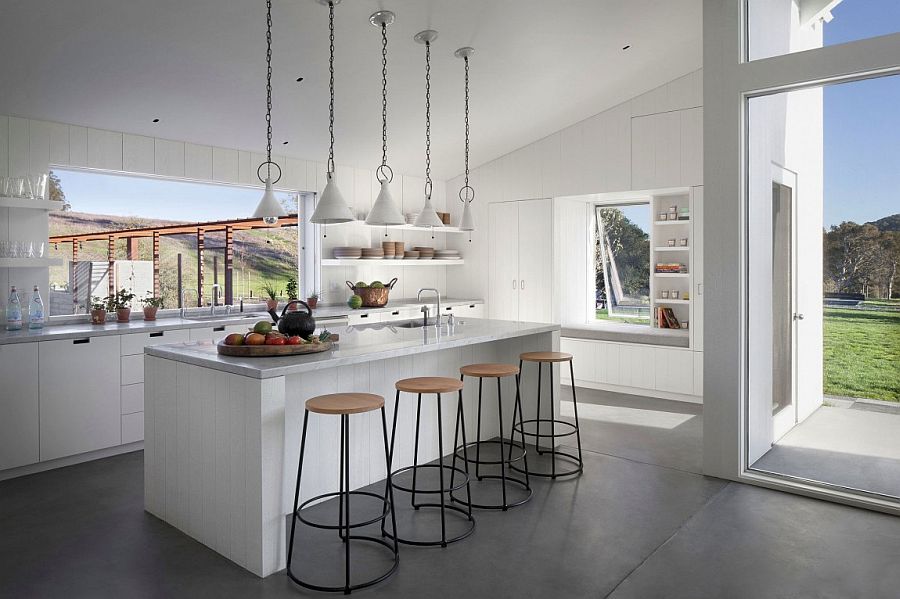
{"left": 382, "top": 307, "right": 419, "bottom": 322}
{"left": 348, "top": 312, "right": 382, "bottom": 326}
{"left": 0, "top": 343, "right": 39, "bottom": 470}
{"left": 121, "top": 328, "right": 191, "bottom": 355}
{"left": 39, "top": 336, "right": 122, "bottom": 461}
{"left": 489, "top": 199, "right": 553, "bottom": 323}
{"left": 188, "top": 323, "right": 247, "bottom": 343}
{"left": 631, "top": 107, "right": 703, "bottom": 190}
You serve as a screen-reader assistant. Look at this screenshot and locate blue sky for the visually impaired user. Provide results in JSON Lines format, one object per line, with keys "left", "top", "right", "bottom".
{"left": 822, "top": 0, "right": 900, "bottom": 227}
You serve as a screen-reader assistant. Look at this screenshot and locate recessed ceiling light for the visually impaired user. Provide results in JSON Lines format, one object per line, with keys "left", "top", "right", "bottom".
{"left": 622, "top": 45, "right": 631, "bottom": 50}
{"left": 152, "top": 118, "right": 160, "bottom": 123}
{"left": 296, "top": 77, "right": 304, "bottom": 82}
{"left": 282, "top": 141, "right": 289, "bottom": 145}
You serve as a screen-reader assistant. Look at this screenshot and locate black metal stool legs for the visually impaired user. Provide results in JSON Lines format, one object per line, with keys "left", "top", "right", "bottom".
{"left": 287, "top": 407, "right": 399, "bottom": 595}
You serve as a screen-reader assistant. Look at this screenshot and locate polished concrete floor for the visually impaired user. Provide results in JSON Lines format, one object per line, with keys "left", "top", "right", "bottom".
{"left": 2, "top": 388, "right": 900, "bottom": 598}
{"left": 753, "top": 404, "right": 900, "bottom": 498}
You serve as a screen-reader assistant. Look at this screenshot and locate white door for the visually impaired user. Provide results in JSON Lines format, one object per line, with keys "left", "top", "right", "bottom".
{"left": 489, "top": 202, "right": 520, "bottom": 320}
{"left": 518, "top": 199, "right": 553, "bottom": 323}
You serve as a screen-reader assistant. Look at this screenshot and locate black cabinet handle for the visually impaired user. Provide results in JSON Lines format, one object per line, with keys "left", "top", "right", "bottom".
{"left": 391, "top": 311, "right": 400, "bottom": 316}
{"left": 213, "top": 326, "right": 225, "bottom": 332}
{"left": 360, "top": 314, "right": 369, "bottom": 318}
{"left": 73, "top": 338, "right": 90, "bottom": 344}
{"left": 149, "top": 332, "right": 164, "bottom": 338}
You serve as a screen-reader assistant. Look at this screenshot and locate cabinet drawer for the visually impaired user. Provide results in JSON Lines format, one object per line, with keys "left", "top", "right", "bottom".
{"left": 121, "top": 383, "right": 144, "bottom": 414}
{"left": 348, "top": 312, "right": 382, "bottom": 325}
{"left": 122, "top": 412, "right": 144, "bottom": 444}
{"left": 382, "top": 308, "right": 418, "bottom": 322}
{"left": 121, "top": 354, "right": 144, "bottom": 385}
{"left": 121, "top": 328, "right": 190, "bottom": 355}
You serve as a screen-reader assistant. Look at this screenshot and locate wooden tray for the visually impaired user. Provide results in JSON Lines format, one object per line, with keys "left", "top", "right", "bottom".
{"left": 216, "top": 340, "right": 333, "bottom": 357}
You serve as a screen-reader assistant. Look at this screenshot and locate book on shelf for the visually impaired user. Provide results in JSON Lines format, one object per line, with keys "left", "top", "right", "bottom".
{"left": 655, "top": 307, "right": 681, "bottom": 329}
{"left": 654, "top": 263, "right": 686, "bottom": 273}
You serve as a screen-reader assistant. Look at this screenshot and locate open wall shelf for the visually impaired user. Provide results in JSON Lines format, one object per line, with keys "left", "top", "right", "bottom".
{"left": 0, "top": 257, "right": 62, "bottom": 268}
{"left": 0, "top": 197, "right": 64, "bottom": 211}
{"left": 322, "top": 259, "right": 465, "bottom": 267}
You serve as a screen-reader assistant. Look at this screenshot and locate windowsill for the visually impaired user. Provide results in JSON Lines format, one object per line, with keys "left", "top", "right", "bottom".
{"left": 562, "top": 321, "right": 690, "bottom": 348}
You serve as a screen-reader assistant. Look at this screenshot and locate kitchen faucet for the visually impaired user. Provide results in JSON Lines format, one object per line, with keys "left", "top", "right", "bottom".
{"left": 180, "top": 288, "right": 198, "bottom": 318}
{"left": 210, "top": 284, "right": 221, "bottom": 315}
{"left": 417, "top": 288, "right": 441, "bottom": 327}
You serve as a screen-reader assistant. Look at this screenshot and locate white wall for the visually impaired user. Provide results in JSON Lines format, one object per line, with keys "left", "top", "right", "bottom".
{"left": 0, "top": 115, "right": 445, "bottom": 315}
{"left": 444, "top": 69, "right": 703, "bottom": 320}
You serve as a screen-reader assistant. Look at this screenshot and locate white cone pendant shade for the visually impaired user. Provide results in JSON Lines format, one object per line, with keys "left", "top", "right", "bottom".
{"left": 366, "top": 180, "right": 406, "bottom": 226}
{"left": 413, "top": 195, "right": 444, "bottom": 227}
{"left": 253, "top": 177, "right": 287, "bottom": 224}
{"left": 459, "top": 200, "right": 475, "bottom": 231}
{"left": 310, "top": 171, "right": 354, "bottom": 224}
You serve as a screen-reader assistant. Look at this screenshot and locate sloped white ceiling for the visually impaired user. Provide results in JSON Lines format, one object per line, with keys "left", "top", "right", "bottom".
{"left": 0, "top": 0, "right": 701, "bottom": 180}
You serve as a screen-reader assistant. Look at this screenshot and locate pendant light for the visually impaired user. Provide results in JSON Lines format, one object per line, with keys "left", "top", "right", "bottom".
{"left": 365, "top": 11, "right": 406, "bottom": 228}
{"left": 253, "top": 0, "right": 287, "bottom": 225}
{"left": 310, "top": 0, "right": 354, "bottom": 230}
{"left": 455, "top": 47, "right": 476, "bottom": 233}
{"left": 413, "top": 30, "right": 443, "bottom": 229}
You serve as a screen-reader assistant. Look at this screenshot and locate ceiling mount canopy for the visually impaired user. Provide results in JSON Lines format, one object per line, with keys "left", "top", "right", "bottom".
{"left": 412, "top": 30, "right": 443, "bottom": 229}
{"left": 456, "top": 46, "right": 476, "bottom": 233}
{"left": 309, "top": 0, "right": 355, "bottom": 229}
{"left": 365, "top": 10, "right": 406, "bottom": 228}
{"left": 252, "top": 0, "right": 287, "bottom": 226}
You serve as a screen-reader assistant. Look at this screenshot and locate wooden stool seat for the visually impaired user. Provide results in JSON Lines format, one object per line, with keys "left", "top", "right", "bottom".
{"left": 305, "top": 393, "right": 384, "bottom": 415}
{"left": 520, "top": 351, "right": 573, "bottom": 363}
{"left": 460, "top": 363, "right": 519, "bottom": 378}
{"left": 395, "top": 377, "right": 464, "bottom": 394}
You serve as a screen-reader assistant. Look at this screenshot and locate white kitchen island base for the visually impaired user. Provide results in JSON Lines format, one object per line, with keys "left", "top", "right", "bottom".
{"left": 144, "top": 320, "right": 559, "bottom": 577}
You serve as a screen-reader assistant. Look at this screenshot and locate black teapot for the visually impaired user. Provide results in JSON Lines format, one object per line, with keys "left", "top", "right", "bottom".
{"left": 268, "top": 300, "right": 316, "bottom": 338}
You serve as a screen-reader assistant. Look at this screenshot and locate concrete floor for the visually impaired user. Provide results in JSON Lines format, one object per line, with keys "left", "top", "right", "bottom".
{"left": 753, "top": 404, "right": 900, "bottom": 498}
{"left": 2, "top": 388, "right": 900, "bottom": 598}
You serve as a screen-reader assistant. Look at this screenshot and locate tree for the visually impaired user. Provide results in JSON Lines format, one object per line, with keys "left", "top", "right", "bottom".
{"left": 823, "top": 217, "right": 900, "bottom": 299}
{"left": 47, "top": 171, "right": 71, "bottom": 210}
{"left": 595, "top": 208, "right": 650, "bottom": 300}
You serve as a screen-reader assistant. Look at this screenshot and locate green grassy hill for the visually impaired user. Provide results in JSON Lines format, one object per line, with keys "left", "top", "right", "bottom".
{"left": 49, "top": 211, "right": 298, "bottom": 308}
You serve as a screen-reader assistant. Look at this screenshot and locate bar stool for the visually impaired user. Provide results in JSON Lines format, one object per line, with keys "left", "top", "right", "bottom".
{"left": 513, "top": 352, "right": 584, "bottom": 478}
{"left": 453, "top": 363, "right": 532, "bottom": 510}
{"left": 287, "top": 393, "right": 399, "bottom": 595}
{"left": 384, "top": 377, "right": 475, "bottom": 548}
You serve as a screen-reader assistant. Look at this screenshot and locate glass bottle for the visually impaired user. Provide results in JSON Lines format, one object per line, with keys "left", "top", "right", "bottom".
{"left": 28, "top": 285, "right": 44, "bottom": 329}
{"left": 6, "top": 286, "right": 22, "bottom": 331}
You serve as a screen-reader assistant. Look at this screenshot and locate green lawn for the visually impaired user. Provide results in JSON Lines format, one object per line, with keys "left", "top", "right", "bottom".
{"left": 595, "top": 308, "right": 649, "bottom": 326}
{"left": 824, "top": 301, "right": 900, "bottom": 402}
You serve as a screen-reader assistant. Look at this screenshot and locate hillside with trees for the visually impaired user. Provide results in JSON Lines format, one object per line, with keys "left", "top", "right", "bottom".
{"left": 824, "top": 214, "right": 899, "bottom": 299}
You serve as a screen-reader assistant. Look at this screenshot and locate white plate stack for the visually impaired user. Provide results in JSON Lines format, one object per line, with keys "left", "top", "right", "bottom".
{"left": 434, "top": 249, "right": 461, "bottom": 260}
{"left": 333, "top": 247, "right": 362, "bottom": 259}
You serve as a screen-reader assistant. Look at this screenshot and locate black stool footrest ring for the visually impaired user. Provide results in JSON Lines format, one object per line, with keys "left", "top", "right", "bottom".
{"left": 450, "top": 475, "right": 532, "bottom": 510}
{"left": 510, "top": 448, "right": 583, "bottom": 478}
{"left": 513, "top": 418, "right": 579, "bottom": 439}
{"left": 286, "top": 535, "right": 399, "bottom": 594}
{"left": 389, "top": 464, "right": 470, "bottom": 495}
{"left": 296, "top": 490, "right": 390, "bottom": 531}
{"left": 454, "top": 438, "right": 527, "bottom": 465}
{"left": 382, "top": 503, "right": 476, "bottom": 547}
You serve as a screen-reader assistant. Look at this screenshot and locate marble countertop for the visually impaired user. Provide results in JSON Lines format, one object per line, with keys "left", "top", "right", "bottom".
{"left": 145, "top": 318, "right": 559, "bottom": 379}
{"left": 0, "top": 298, "right": 483, "bottom": 345}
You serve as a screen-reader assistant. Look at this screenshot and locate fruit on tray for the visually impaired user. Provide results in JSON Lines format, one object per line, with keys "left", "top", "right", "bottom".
{"left": 244, "top": 332, "right": 266, "bottom": 345}
{"left": 354, "top": 281, "right": 368, "bottom": 288}
{"left": 223, "top": 333, "right": 244, "bottom": 346}
{"left": 287, "top": 336, "right": 303, "bottom": 345}
{"left": 348, "top": 294, "right": 363, "bottom": 309}
{"left": 319, "top": 330, "right": 332, "bottom": 342}
{"left": 252, "top": 321, "right": 273, "bottom": 334}
{"left": 370, "top": 281, "right": 385, "bottom": 288}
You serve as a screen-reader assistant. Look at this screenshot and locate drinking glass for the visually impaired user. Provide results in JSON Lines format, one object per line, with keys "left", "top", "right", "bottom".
{"left": 24, "top": 241, "right": 34, "bottom": 258}
{"left": 0, "top": 240, "right": 8, "bottom": 258}
{"left": 35, "top": 242, "right": 45, "bottom": 257}
{"left": 8, "top": 177, "right": 24, "bottom": 197}
{"left": 0, "top": 177, "right": 9, "bottom": 197}
{"left": 29, "top": 174, "right": 48, "bottom": 200}
{"left": 9, "top": 241, "right": 20, "bottom": 258}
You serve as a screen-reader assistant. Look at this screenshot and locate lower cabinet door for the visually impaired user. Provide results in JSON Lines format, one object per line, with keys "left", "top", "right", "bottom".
{"left": 39, "top": 336, "right": 122, "bottom": 461}
{"left": 0, "top": 343, "right": 40, "bottom": 470}
{"left": 122, "top": 412, "right": 144, "bottom": 444}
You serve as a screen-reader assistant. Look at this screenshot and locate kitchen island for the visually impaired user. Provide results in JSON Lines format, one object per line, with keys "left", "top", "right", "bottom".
{"left": 143, "top": 318, "right": 560, "bottom": 577}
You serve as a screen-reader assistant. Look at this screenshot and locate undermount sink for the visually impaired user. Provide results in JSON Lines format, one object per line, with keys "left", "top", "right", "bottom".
{"left": 395, "top": 319, "right": 464, "bottom": 329}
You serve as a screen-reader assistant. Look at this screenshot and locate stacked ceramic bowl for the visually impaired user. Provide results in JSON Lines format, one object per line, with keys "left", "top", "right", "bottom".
{"left": 381, "top": 241, "right": 396, "bottom": 259}
{"left": 414, "top": 246, "right": 435, "bottom": 260}
{"left": 403, "top": 250, "right": 420, "bottom": 260}
{"left": 361, "top": 247, "right": 385, "bottom": 260}
{"left": 333, "top": 247, "right": 362, "bottom": 259}
{"left": 393, "top": 241, "right": 405, "bottom": 257}
{"left": 434, "top": 249, "right": 461, "bottom": 261}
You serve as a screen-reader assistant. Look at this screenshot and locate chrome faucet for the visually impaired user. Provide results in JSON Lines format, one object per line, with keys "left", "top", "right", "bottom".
{"left": 180, "top": 288, "right": 199, "bottom": 318}
{"left": 210, "top": 284, "right": 221, "bottom": 315}
{"left": 417, "top": 288, "right": 441, "bottom": 327}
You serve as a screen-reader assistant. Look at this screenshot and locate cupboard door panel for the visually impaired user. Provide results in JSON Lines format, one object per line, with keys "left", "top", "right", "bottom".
{"left": 653, "top": 348, "right": 694, "bottom": 395}
{"left": 489, "top": 202, "right": 520, "bottom": 321}
{"left": 630, "top": 114, "right": 656, "bottom": 190}
{"left": 680, "top": 107, "right": 703, "bottom": 187}
{"left": 39, "top": 336, "right": 122, "bottom": 461}
{"left": 123, "top": 134, "right": 155, "bottom": 173}
{"left": 87, "top": 128, "right": 123, "bottom": 171}
{"left": 518, "top": 199, "right": 552, "bottom": 323}
{"left": 655, "top": 111, "right": 681, "bottom": 188}
{"left": 0, "top": 343, "right": 39, "bottom": 470}
{"left": 122, "top": 412, "right": 144, "bottom": 444}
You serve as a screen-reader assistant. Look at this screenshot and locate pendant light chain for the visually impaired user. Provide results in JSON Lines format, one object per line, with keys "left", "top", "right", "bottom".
{"left": 264, "top": 0, "right": 273, "bottom": 178}
{"left": 463, "top": 55, "right": 470, "bottom": 189}
{"left": 424, "top": 40, "right": 433, "bottom": 199}
{"left": 380, "top": 23, "right": 389, "bottom": 174}
{"left": 327, "top": 1, "right": 336, "bottom": 174}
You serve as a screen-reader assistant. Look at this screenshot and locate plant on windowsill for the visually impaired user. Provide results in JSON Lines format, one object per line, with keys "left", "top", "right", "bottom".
{"left": 141, "top": 295, "right": 164, "bottom": 321}
{"left": 111, "top": 288, "right": 136, "bottom": 323}
{"left": 306, "top": 290, "right": 319, "bottom": 310}
{"left": 261, "top": 281, "right": 279, "bottom": 312}
{"left": 285, "top": 277, "right": 299, "bottom": 311}
{"left": 89, "top": 296, "right": 111, "bottom": 325}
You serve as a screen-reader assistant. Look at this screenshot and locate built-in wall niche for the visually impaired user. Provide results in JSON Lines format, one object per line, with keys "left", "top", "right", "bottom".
{"left": 650, "top": 192, "right": 691, "bottom": 332}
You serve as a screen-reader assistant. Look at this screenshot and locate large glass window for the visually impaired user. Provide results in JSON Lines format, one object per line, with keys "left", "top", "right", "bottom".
{"left": 47, "top": 168, "right": 299, "bottom": 316}
{"left": 747, "top": 0, "right": 900, "bottom": 62}
{"left": 594, "top": 204, "right": 651, "bottom": 326}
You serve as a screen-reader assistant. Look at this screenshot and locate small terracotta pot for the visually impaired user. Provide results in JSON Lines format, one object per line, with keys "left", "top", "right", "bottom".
{"left": 265, "top": 299, "right": 278, "bottom": 311}
{"left": 143, "top": 306, "right": 158, "bottom": 321}
{"left": 306, "top": 297, "right": 318, "bottom": 309}
{"left": 116, "top": 308, "right": 131, "bottom": 323}
{"left": 91, "top": 309, "right": 107, "bottom": 325}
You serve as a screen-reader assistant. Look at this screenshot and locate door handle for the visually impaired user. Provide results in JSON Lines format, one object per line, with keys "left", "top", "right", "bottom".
{"left": 520, "top": 280, "right": 525, "bottom": 290}
{"left": 793, "top": 313, "right": 804, "bottom": 321}
{"left": 513, "top": 279, "right": 517, "bottom": 290}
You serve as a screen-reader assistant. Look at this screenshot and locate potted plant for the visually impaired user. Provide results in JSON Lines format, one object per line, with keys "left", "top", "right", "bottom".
{"left": 306, "top": 290, "right": 319, "bottom": 310}
{"left": 285, "top": 277, "right": 299, "bottom": 311}
{"left": 89, "top": 296, "right": 110, "bottom": 325}
{"left": 111, "top": 288, "right": 136, "bottom": 323}
{"left": 141, "top": 295, "right": 164, "bottom": 321}
{"left": 261, "top": 281, "right": 279, "bottom": 311}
